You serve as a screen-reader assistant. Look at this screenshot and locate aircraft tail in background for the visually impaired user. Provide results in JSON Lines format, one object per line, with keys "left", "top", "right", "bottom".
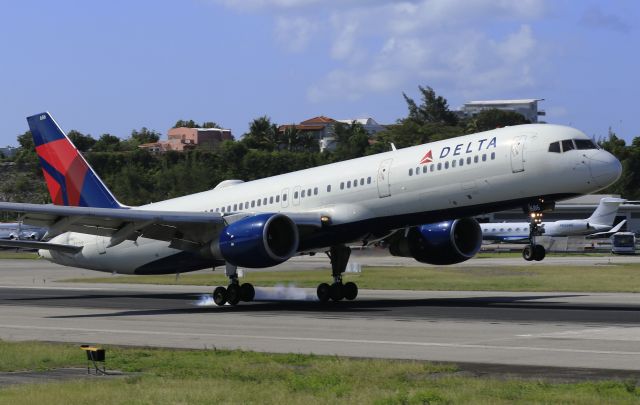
{"left": 26, "top": 112, "right": 123, "bottom": 209}
{"left": 587, "top": 197, "right": 625, "bottom": 226}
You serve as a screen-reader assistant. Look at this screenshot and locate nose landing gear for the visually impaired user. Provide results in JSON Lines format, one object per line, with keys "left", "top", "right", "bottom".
{"left": 317, "top": 245, "right": 358, "bottom": 303}
{"left": 523, "top": 210, "right": 546, "bottom": 261}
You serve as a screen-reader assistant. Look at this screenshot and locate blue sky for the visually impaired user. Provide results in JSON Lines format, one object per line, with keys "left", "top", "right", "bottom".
{"left": 1, "top": 0, "right": 638, "bottom": 147}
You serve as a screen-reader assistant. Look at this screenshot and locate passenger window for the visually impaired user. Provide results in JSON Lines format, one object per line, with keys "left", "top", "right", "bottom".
{"left": 276, "top": 195, "right": 280, "bottom": 203}
{"left": 467, "top": 157, "right": 471, "bottom": 165}
{"left": 301, "top": 190, "right": 306, "bottom": 198}
{"left": 269, "top": 196, "right": 274, "bottom": 204}
{"left": 347, "top": 181, "right": 351, "bottom": 188}
{"left": 353, "top": 180, "right": 358, "bottom": 187}
{"left": 430, "top": 164, "right": 435, "bottom": 172}
{"left": 474, "top": 156, "right": 479, "bottom": 163}
{"left": 482, "top": 154, "right": 487, "bottom": 161}
{"left": 263, "top": 197, "right": 267, "bottom": 205}
{"left": 314, "top": 187, "right": 318, "bottom": 195}
{"left": 490, "top": 152, "right": 495, "bottom": 160}
{"left": 221, "top": 207, "right": 225, "bottom": 213}
{"left": 360, "top": 178, "right": 364, "bottom": 185}
{"left": 444, "top": 161, "right": 449, "bottom": 169}
{"left": 327, "top": 185, "right": 332, "bottom": 192}
{"left": 307, "top": 188, "right": 311, "bottom": 196}
{"left": 215, "top": 208, "right": 219, "bottom": 212}
{"left": 437, "top": 163, "right": 442, "bottom": 170}
{"left": 409, "top": 168, "right": 413, "bottom": 176}
{"left": 227, "top": 205, "right": 231, "bottom": 212}
{"left": 422, "top": 166, "right": 427, "bottom": 173}
{"left": 574, "top": 139, "right": 597, "bottom": 150}
{"left": 548, "top": 141, "right": 560, "bottom": 153}
{"left": 367, "top": 177, "right": 372, "bottom": 184}
{"left": 251, "top": 200, "right": 255, "bottom": 208}
{"left": 452, "top": 160, "right": 456, "bottom": 168}
{"left": 340, "top": 182, "right": 344, "bottom": 190}
{"left": 294, "top": 191, "right": 298, "bottom": 199}
{"left": 415, "top": 167, "right": 420, "bottom": 175}
{"left": 459, "top": 158, "right": 464, "bottom": 166}
{"left": 561, "top": 139, "right": 575, "bottom": 152}
{"left": 283, "top": 194, "right": 287, "bottom": 201}
{"left": 257, "top": 199, "right": 261, "bottom": 207}
{"left": 233, "top": 204, "right": 237, "bottom": 211}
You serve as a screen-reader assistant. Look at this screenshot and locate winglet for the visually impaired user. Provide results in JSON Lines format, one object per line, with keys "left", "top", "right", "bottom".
{"left": 26, "top": 112, "right": 123, "bottom": 209}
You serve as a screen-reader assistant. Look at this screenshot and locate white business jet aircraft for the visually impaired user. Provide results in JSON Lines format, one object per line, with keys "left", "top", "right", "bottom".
{"left": 0, "top": 113, "right": 622, "bottom": 305}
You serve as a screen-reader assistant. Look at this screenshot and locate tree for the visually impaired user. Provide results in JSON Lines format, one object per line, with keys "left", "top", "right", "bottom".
{"left": 129, "top": 127, "right": 160, "bottom": 145}
{"left": 174, "top": 119, "right": 198, "bottom": 128}
{"left": 332, "top": 122, "right": 370, "bottom": 161}
{"left": 470, "top": 109, "right": 530, "bottom": 132}
{"left": 67, "top": 130, "right": 96, "bottom": 152}
{"left": 402, "top": 85, "right": 459, "bottom": 126}
{"left": 242, "top": 116, "right": 279, "bottom": 151}
{"left": 92, "top": 134, "right": 122, "bottom": 152}
{"left": 201, "top": 121, "right": 221, "bottom": 129}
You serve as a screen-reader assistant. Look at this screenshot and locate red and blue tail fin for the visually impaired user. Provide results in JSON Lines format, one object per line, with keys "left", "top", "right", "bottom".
{"left": 27, "top": 112, "right": 123, "bottom": 209}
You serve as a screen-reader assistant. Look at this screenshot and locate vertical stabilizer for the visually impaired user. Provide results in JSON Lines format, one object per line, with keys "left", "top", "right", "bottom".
{"left": 587, "top": 198, "right": 625, "bottom": 226}
{"left": 26, "top": 112, "right": 123, "bottom": 208}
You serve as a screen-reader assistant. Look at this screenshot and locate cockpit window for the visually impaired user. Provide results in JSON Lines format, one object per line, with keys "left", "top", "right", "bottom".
{"left": 561, "top": 139, "right": 575, "bottom": 152}
{"left": 548, "top": 141, "right": 561, "bottom": 153}
{"left": 574, "top": 139, "right": 597, "bottom": 150}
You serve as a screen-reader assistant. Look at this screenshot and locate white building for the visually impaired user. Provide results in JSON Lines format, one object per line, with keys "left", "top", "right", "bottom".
{"left": 460, "top": 99, "right": 546, "bottom": 123}
{"left": 336, "top": 118, "right": 387, "bottom": 135}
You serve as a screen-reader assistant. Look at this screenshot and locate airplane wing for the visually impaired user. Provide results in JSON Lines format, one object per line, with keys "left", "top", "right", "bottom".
{"left": 0, "top": 239, "right": 82, "bottom": 254}
{"left": 586, "top": 220, "right": 627, "bottom": 239}
{"left": 0, "top": 202, "right": 324, "bottom": 251}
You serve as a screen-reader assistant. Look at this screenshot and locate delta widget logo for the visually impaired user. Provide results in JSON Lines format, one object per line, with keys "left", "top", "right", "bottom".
{"left": 419, "top": 150, "right": 433, "bottom": 164}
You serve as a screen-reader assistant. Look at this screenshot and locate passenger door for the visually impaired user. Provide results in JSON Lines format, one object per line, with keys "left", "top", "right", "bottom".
{"left": 510, "top": 136, "right": 526, "bottom": 173}
{"left": 377, "top": 159, "right": 393, "bottom": 198}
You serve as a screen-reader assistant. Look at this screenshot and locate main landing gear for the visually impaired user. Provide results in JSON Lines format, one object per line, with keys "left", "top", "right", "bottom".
{"left": 316, "top": 245, "right": 358, "bottom": 303}
{"left": 523, "top": 210, "right": 546, "bottom": 262}
{"left": 212, "top": 263, "right": 255, "bottom": 306}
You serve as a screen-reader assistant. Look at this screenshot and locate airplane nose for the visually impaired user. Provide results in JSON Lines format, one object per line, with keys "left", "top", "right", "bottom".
{"left": 589, "top": 150, "right": 622, "bottom": 188}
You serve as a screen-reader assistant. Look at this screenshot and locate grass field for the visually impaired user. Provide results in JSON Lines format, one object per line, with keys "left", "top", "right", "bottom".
{"left": 0, "top": 340, "right": 638, "bottom": 404}
{"left": 67, "top": 263, "right": 640, "bottom": 293}
{"left": 0, "top": 251, "right": 39, "bottom": 260}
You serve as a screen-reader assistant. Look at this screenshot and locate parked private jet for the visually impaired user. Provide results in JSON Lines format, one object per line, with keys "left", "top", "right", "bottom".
{"left": 0, "top": 112, "right": 622, "bottom": 304}
{"left": 482, "top": 197, "right": 626, "bottom": 260}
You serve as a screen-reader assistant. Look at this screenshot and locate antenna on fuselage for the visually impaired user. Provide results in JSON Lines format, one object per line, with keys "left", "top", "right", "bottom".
{"left": 390, "top": 143, "right": 397, "bottom": 151}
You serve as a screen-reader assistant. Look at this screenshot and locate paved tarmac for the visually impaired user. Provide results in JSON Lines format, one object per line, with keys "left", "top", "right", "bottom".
{"left": 1, "top": 257, "right": 639, "bottom": 374}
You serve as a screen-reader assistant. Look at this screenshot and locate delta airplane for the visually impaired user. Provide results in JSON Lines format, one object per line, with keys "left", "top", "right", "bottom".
{"left": 0, "top": 112, "right": 622, "bottom": 305}
{"left": 481, "top": 197, "right": 626, "bottom": 261}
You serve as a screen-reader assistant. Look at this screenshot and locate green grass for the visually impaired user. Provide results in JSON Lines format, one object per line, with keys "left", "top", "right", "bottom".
{"left": 0, "top": 340, "right": 638, "bottom": 404}
{"left": 66, "top": 263, "right": 640, "bottom": 293}
{"left": 0, "top": 251, "right": 39, "bottom": 259}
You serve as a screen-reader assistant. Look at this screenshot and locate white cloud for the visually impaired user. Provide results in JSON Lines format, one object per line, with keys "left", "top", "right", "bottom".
{"left": 275, "top": 16, "right": 317, "bottom": 52}
{"left": 213, "top": 0, "right": 550, "bottom": 102}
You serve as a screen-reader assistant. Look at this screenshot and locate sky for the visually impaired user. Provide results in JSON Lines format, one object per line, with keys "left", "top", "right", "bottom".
{"left": 0, "top": 0, "right": 638, "bottom": 147}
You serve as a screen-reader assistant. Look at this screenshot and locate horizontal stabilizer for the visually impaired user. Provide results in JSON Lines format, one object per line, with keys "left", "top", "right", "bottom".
{"left": 0, "top": 239, "right": 82, "bottom": 254}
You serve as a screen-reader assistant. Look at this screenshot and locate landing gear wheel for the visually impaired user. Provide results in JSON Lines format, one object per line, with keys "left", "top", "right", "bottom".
{"left": 226, "top": 284, "right": 241, "bottom": 305}
{"left": 240, "top": 283, "right": 255, "bottom": 302}
{"left": 213, "top": 286, "right": 227, "bottom": 306}
{"left": 343, "top": 282, "right": 358, "bottom": 300}
{"left": 317, "top": 283, "right": 331, "bottom": 303}
{"left": 522, "top": 245, "right": 534, "bottom": 261}
{"left": 533, "top": 244, "right": 546, "bottom": 261}
{"left": 330, "top": 282, "right": 344, "bottom": 301}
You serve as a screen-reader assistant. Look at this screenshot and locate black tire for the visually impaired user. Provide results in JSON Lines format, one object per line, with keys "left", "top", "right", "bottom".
{"left": 240, "top": 283, "right": 255, "bottom": 302}
{"left": 343, "top": 282, "right": 358, "bottom": 300}
{"left": 330, "top": 282, "right": 344, "bottom": 301}
{"left": 226, "top": 284, "right": 241, "bottom": 305}
{"left": 317, "top": 283, "right": 331, "bottom": 303}
{"left": 213, "top": 286, "right": 227, "bottom": 306}
{"left": 533, "top": 244, "right": 546, "bottom": 261}
{"left": 522, "top": 245, "right": 534, "bottom": 261}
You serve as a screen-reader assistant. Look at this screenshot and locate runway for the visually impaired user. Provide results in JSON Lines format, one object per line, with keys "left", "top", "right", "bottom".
{"left": 1, "top": 258, "right": 640, "bottom": 372}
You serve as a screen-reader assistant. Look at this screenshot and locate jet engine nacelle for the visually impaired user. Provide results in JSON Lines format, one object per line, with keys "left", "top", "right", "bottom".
{"left": 389, "top": 218, "right": 482, "bottom": 265}
{"left": 216, "top": 213, "right": 299, "bottom": 268}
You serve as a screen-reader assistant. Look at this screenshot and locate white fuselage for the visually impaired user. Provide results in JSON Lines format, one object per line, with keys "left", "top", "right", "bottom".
{"left": 481, "top": 219, "right": 610, "bottom": 241}
{"left": 42, "top": 124, "right": 621, "bottom": 274}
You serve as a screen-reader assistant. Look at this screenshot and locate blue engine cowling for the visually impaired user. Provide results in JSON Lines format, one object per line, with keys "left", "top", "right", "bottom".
{"left": 218, "top": 213, "right": 299, "bottom": 268}
{"left": 389, "top": 218, "right": 482, "bottom": 265}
